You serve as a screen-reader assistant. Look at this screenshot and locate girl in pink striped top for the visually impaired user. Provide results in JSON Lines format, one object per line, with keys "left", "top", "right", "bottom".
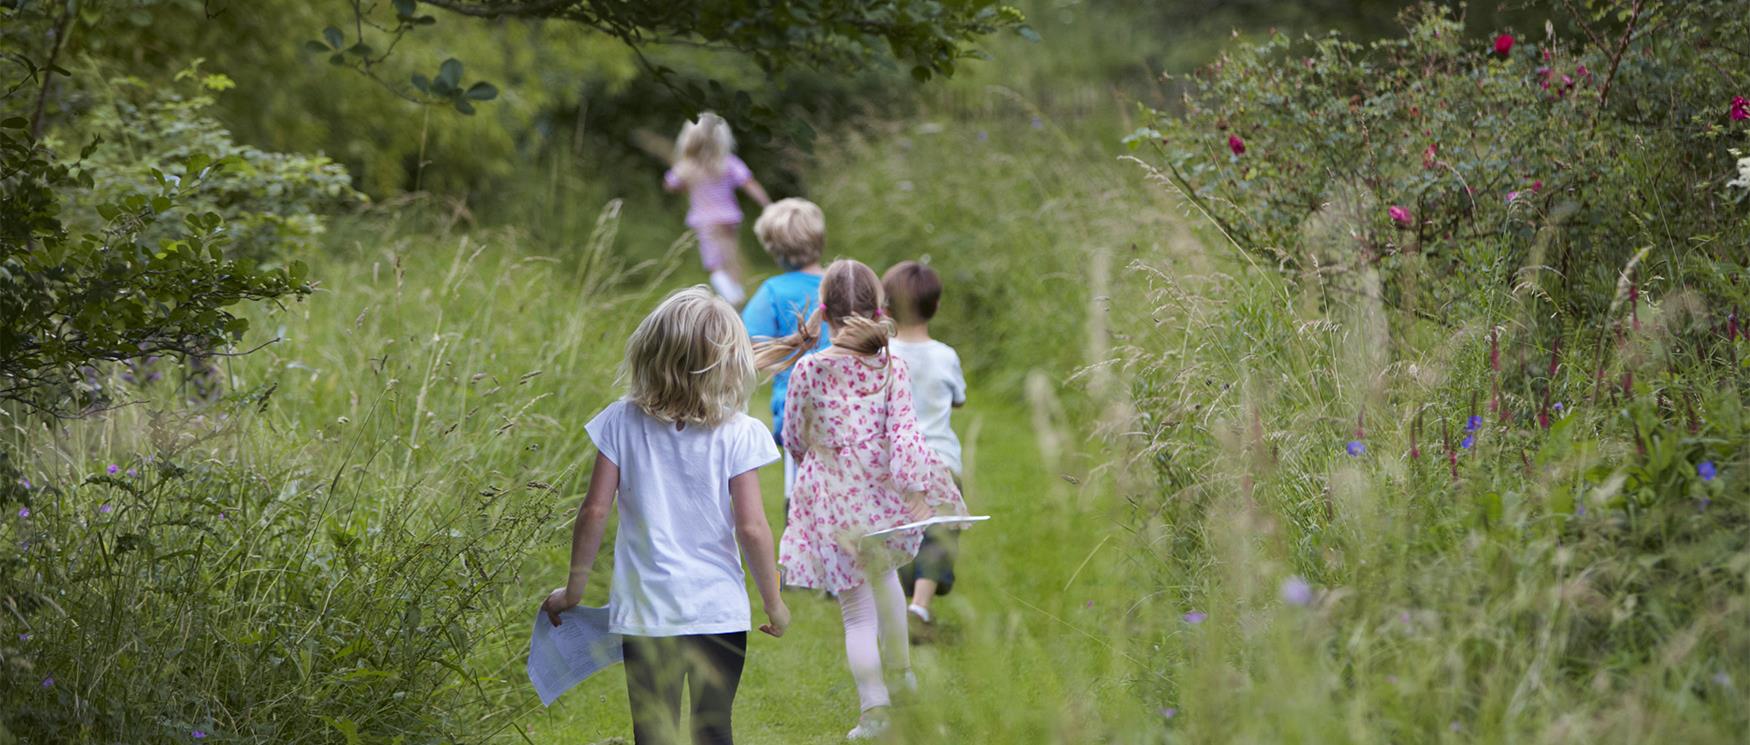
{"left": 665, "top": 113, "right": 771, "bottom": 306}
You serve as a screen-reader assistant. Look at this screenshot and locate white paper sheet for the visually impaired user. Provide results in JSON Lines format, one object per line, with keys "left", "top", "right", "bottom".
{"left": 527, "top": 605, "right": 623, "bottom": 707}
{"left": 862, "top": 514, "right": 990, "bottom": 539}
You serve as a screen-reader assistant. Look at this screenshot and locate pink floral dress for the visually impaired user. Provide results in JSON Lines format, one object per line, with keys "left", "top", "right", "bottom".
{"left": 779, "top": 353, "right": 966, "bottom": 592}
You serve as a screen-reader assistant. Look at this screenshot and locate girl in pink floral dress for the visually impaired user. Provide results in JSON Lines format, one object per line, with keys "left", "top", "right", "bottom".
{"left": 753, "top": 259, "right": 967, "bottom": 740}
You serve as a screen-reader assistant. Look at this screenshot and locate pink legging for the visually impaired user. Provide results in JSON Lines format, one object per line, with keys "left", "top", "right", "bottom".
{"left": 837, "top": 570, "right": 911, "bottom": 712}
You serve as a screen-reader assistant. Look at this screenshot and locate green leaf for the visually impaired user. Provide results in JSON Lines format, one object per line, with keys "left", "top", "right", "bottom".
{"left": 304, "top": 40, "right": 330, "bottom": 54}
{"left": 323, "top": 26, "right": 344, "bottom": 49}
{"left": 410, "top": 74, "right": 430, "bottom": 93}
{"left": 911, "top": 65, "right": 931, "bottom": 83}
{"left": 150, "top": 196, "right": 172, "bottom": 214}
{"left": 393, "top": 0, "right": 416, "bottom": 18}
{"left": 329, "top": 53, "right": 347, "bottom": 66}
{"left": 453, "top": 98, "right": 476, "bottom": 115}
{"left": 347, "top": 43, "right": 375, "bottom": 57}
{"left": 80, "top": 136, "right": 102, "bottom": 159}
{"left": 436, "top": 58, "right": 463, "bottom": 90}
{"left": 0, "top": 117, "right": 27, "bottom": 129}
{"left": 464, "top": 82, "right": 497, "bottom": 101}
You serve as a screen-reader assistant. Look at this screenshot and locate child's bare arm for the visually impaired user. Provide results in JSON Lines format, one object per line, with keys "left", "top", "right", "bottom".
{"left": 542, "top": 452, "right": 618, "bottom": 625}
{"left": 741, "top": 178, "right": 772, "bottom": 208}
{"left": 731, "top": 471, "right": 789, "bottom": 637}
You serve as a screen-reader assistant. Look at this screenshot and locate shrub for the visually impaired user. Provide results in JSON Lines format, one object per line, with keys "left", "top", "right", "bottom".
{"left": 1113, "top": 1, "right": 1750, "bottom": 739}
{"left": 0, "top": 410, "right": 551, "bottom": 742}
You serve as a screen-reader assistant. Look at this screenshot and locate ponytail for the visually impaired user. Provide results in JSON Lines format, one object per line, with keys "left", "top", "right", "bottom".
{"left": 753, "top": 258, "right": 892, "bottom": 375}
{"left": 754, "top": 307, "right": 825, "bottom": 374}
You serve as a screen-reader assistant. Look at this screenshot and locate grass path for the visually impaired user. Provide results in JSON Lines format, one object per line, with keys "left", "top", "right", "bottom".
{"left": 526, "top": 397, "right": 1148, "bottom": 743}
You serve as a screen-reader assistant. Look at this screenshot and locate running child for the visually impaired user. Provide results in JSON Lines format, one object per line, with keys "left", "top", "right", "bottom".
{"left": 664, "top": 113, "right": 771, "bottom": 305}
{"left": 882, "top": 261, "right": 967, "bottom": 638}
{"left": 753, "top": 259, "right": 968, "bottom": 740}
{"left": 542, "top": 286, "right": 789, "bottom": 745}
{"left": 741, "top": 198, "right": 831, "bottom": 496}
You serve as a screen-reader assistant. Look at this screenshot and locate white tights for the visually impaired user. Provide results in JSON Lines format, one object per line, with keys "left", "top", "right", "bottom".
{"left": 837, "top": 570, "right": 911, "bottom": 712}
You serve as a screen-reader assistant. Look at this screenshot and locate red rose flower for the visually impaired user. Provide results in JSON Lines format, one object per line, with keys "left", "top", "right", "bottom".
{"left": 1493, "top": 34, "right": 1514, "bottom": 56}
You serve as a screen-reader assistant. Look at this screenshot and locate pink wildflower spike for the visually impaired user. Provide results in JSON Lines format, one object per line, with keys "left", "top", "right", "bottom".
{"left": 1494, "top": 34, "right": 1515, "bottom": 56}
{"left": 1388, "top": 205, "right": 1412, "bottom": 226}
{"left": 1228, "top": 134, "right": 1246, "bottom": 156}
{"left": 1732, "top": 96, "right": 1749, "bottom": 122}
{"left": 1729, "top": 308, "right": 1739, "bottom": 342}
{"left": 1530, "top": 180, "right": 1543, "bottom": 192}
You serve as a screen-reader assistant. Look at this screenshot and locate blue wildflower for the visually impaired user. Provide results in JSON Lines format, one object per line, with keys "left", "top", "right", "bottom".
{"left": 1465, "top": 415, "right": 1483, "bottom": 432}
{"left": 1461, "top": 435, "right": 1475, "bottom": 449}
{"left": 1280, "top": 576, "right": 1314, "bottom": 606}
{"left": 1698, "top": 461, "right": 1717, "bottom": 482}
{"left": 106, "top": 464, "right": 119, "bottom": 475}
{"left": 1345, "top": 440, "right": 1366, "bottom": 456}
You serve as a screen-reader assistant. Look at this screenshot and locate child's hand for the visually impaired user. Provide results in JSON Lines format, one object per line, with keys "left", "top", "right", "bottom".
{"left": 542, "top": 586, "right": 580, "bottom": 627}
{"left": 759, "top": 600, "right": 791, "bottom": 638}
{"left": 904, "top": 494, "right": 933, "bottom": 522}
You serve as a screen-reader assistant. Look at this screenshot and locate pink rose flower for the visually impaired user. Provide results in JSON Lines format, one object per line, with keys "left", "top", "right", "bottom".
{"left": 1493, "top": 34, "right": 1514, "bottom": 56}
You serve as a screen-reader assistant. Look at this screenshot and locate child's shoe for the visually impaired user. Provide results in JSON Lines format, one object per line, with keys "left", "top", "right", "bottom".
{"left": 846, "top": 710, "right": 890, "bottom": 740}
{"left": 708, "top": 270, "right": 746, "bottom": 306}
{"left": 907, "top": 604, "right": 933, "bottom": 643}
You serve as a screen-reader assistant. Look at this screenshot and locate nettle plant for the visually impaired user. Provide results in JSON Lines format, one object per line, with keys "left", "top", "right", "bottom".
{"left": 1131, "top": 1, "right": 1750, "bottom": 324}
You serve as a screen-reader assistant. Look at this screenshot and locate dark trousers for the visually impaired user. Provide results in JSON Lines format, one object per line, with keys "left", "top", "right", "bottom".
{"left": 622, "top": 632, "right": 748, "bottom": 745}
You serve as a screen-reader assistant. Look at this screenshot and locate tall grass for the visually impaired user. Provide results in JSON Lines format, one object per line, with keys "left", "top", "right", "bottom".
{"left": 1109, "top": 200, "right": 1749, "bottom": 742}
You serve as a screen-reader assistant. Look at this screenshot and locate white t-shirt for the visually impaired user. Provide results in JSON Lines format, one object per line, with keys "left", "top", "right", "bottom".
{"left": 887, "top": 339, "right": 967, "bottom": 475}
{"left": 584, "top": 400, "right": 780, "bottom": 636}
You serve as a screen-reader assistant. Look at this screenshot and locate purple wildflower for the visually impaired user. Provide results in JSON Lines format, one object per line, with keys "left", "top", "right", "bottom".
{"left": 1552, "top": 402, "right": 1564, "bottom": 412}
{"left": 126, "top": 468, "right": 138, "bottom": 478}
{"left": 1698, "top": 461, "right": 1717, "bottom": 482}
{"left": 106, "top": 464, "right": 119, "bottom": 475}
{"left": 1345, "top": 440, "right": 1366, "bottom": 457}
{"left": 1466, "top": 415, "right": 1483, "bottom": 432}
{"left": 1183, "top": 611, "right": 1207, "bottom": 625}
{"left": 18, "top": 477, "right": 29, "bottom": 490}
{"left": 99, "top": 504, "right": 112, "bottom": 514}
{"left": 1159, "top": 707, "right": 1178, "bottom": 719}
{"left": 193, "top": 731, "right": 207, "bottom": 740}
{"left": 18, "top": 633, "right": 30, "bottom": 641}
{"left": 17, "top": 507, "right": 28, "bottom": 519}
{"left": 1280, "top": 576, "right": 1314, "bottom": 607}
{"left": 41, "top": 677, "right": 53, "bottom": 688}
{"left": 1460, "top": 435, "right": 1475, "bottom": 450}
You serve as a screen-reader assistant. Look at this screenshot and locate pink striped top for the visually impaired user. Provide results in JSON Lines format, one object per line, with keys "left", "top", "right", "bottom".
{"left": 665, "top": 155, "right": 753, "bottom": 229}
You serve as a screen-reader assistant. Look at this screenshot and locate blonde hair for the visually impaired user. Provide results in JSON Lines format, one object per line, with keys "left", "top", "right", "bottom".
{"left": 753, "top": 259, "right": 892, "bottom": 373}
{"left": 671, "top": 112, "right": 734, "bottom": 185}
{"left": 754, "top": 198, "right": 826, "bottom": 269}
{"left": 624, "top": 285, "right": 755, "bottom": 427}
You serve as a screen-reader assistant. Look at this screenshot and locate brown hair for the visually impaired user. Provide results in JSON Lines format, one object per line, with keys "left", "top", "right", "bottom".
{"left": 753, "top": 259, "right": 892, "bottom": 373}
{"left": 881, "top": 260, "right": 942, "bottom": 324}
{"left": 624, "top": 285, "right": 755, "bottom": 426}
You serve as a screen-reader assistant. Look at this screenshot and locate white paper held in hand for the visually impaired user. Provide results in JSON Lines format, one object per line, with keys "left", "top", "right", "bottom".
{"left": 527, "top": 605, "right": 623, "bottom": 706}
{"left": 861, "top": 514, "right": 990, "bottom": 539}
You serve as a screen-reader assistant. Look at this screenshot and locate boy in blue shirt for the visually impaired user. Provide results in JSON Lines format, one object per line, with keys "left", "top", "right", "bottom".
{"left": 742, "top": 198, "right": 831, "bottom": 498}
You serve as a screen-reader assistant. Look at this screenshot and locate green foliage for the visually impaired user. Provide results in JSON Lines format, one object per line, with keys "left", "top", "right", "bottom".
{"left": 1134, "top": 1, "right": 1750, "bottom": 324}
{"left": 62, "top": 65, "right": 363, "bottom": 265}
{"left": 0, "top": 115, "right": 310, "bottom": 417}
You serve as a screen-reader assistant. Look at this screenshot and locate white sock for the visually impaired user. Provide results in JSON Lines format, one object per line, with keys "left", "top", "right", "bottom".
{"left": 908, "top": 604, "right": 932, "bottom": 624}
{"left": 708, "top": 270, "right": 745, "bottom": 305}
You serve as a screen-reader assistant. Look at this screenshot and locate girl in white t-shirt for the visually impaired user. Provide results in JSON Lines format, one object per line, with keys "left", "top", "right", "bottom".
{"left": 541, "top": 285, "right": 788, "bottom": 745}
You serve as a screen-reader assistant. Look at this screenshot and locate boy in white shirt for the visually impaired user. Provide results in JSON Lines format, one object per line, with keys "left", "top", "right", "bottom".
{"left": 881, "top": 260, "right": 967, "bottom": 637}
